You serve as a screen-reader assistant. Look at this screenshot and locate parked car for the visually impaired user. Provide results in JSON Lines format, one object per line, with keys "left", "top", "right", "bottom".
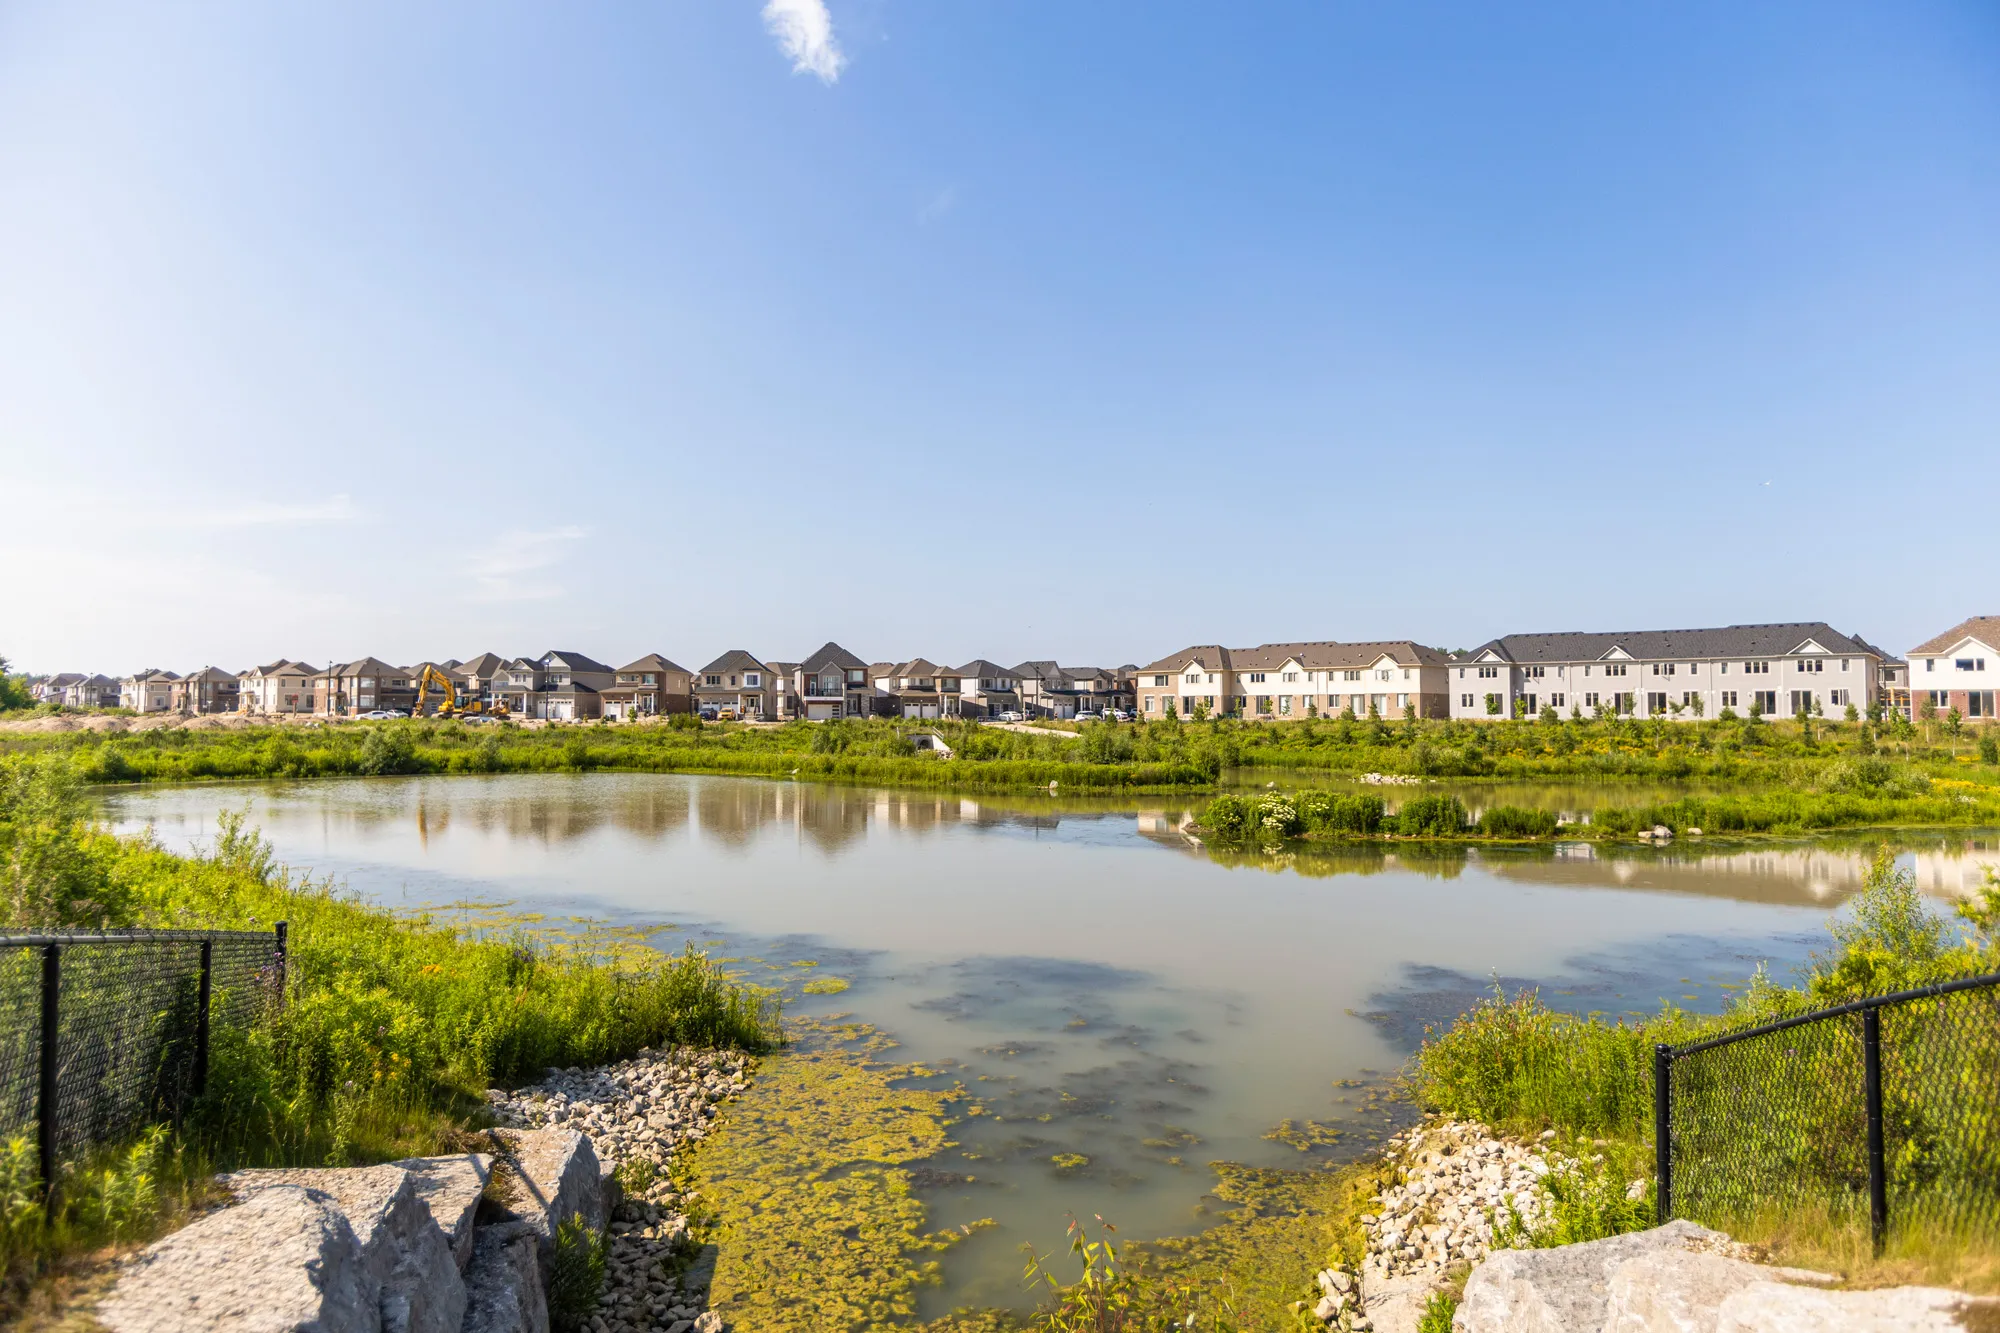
{"left": 358, "top": 709, "right": 400, "bottom": 720}
{"left": 1110, "top": 709, "right": 1134, "bottom": 721}
{"left": 994, "top": 710, "right": 1024, "bottom": 722}
{"left": 1074, "top": 710, "right": 1103, "bottom": 722}
{"left": 715, "top": 707, "right": 741, "bottom": 722}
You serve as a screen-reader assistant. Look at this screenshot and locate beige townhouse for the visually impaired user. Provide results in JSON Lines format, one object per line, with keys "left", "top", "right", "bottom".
{"left": 1134, "top": 640, "right": 1450, "bottom": 720}
{"left": 121, "top": 670, "right": 181, "bottom": 713}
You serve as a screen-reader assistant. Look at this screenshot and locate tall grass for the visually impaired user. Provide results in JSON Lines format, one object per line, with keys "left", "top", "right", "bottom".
{"left": 0, "top": 754, "right": 778, "bottom": 1317}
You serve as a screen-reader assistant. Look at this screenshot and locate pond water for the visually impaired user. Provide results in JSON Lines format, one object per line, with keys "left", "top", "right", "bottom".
{"left": 102, "top": 775, "right": 2000, "bottom": 1314}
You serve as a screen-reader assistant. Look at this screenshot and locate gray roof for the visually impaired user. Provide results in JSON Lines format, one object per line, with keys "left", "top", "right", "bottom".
{"left": 615, "top": 654, "right": 690, "bottom": 675}
{"left": 954, "top": 659, "right": 1015, "bottom": 677}
{"left": 539, "top": 650, "right": 613, "bottom": 674}
{"left": 698, "top": 649, "right": 767, "bottom": 675}
{"left": 1469, "top": 622, "right": 1879, "bottom": 665}
{"left": 799, "top": 641, "right": 867, "bottom": 673}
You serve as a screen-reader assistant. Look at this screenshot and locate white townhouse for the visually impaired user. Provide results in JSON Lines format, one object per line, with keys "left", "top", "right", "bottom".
{"left": 1132, "top": 640, "right": 1451, "bottom": 720}
{"left": 1907, "top": 615, "right": 2000, "bottom": 723}
{"left": 238, "top": 660, "right": 319, "bottom": 715}
{"left": 1447, "top": 622, "right": 1884, "bottom": 721}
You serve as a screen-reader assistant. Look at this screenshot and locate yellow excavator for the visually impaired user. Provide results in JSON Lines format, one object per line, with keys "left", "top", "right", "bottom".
{"left": 413, "top": 664, "right": 511, "bottom": 719}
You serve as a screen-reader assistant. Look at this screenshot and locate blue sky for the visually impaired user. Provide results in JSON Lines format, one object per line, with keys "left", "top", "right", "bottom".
{"left": 3, "top": 1, "right": 1995, "bottom": 674}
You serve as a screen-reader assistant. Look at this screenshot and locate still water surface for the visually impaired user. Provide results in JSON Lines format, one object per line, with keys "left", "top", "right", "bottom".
{"left": 103, "top": 774, "right": 1999, "bottom": 1313}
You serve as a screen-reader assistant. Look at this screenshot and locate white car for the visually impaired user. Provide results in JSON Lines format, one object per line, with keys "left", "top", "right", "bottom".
{"left": 1110, "top": 709, "right": 1135, "bottom": 722}
{"left": 1074, "top": 710, "right": 1103, "bottom": 722}
{"left": 358, "top": 710, "right": 401, "bottom": 720}
{"left": 995, "top": 710, "right": 1025, "bottom": 722}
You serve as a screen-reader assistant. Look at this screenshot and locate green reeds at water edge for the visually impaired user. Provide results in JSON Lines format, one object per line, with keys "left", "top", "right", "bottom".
{"left": 0, "top": 754, "right": 778, "bottom": 1319}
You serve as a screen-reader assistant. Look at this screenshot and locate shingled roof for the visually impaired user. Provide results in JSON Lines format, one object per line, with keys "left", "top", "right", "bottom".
{"left": 1909, "top": 616, "right": 2000, "bottom": 658}
{"left": 1466, "top": 622, "right": 1877, "bottom": 665}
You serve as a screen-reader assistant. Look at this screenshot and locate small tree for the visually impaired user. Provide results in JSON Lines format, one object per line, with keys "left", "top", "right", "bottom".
{"left": 1570, "top": 702, "right": 1584, "bottom": 721}
{"left": 1539, "top": 704, "right": 1558, "bottom": 726}
{"left": 1946, "top": 707, "right": 1963, "bottom": 737}
{"left": 1162, "top": 698, "right": 1177, "bottom": 720}
{"left": 1689, "top": 692, "right": 1705, "bottom": 719}
{"left": 1978, "top": 731, "right": 1998, "bottom": 765}
{"left": 0, "top": 655, "right": 32, "bottom": 713}
{"left": 1844, "top": 702, "right": 1859, "bottom": 723}
{"left": 1485, "top": 693, "right": 1502, "bottom": 716}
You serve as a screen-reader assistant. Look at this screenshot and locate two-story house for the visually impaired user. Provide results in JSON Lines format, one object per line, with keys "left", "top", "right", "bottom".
{"left": 950, "top": 660, "right": 1022, "bottom": 718}
{"left": 238, "top": 660, "right": 319, "bottom": 715}
{"left": 121, "top": 670, "right": 181, "bottom": 713}
{"left": 1133, "top": 646, "right": 1236, "bottom": 719}
{"left": 34, "top": 674, "right": 84, "bottom": 706}
{"left": 1908, "top": 616, "right": 2000, "bottom": 723}
{"left": 1013, "top": 661, "right": 1130, "bottom": 718}
{"left": 451, "top": 653, "right": 510, "bottom": 710}
{"left": 781, "top": 643, "right": 872, "bottom": 720}
{"left": 694, "top": 651, "right": 775, "bottom": 719}
{"left": 872, "top": 659, "right": 951, "bottom": 718}
{"left": 170, "top": 667, "right": 241, "bottom": 715}
{"left": 312, "top": 658, "right": 417, "bottom": 717}
{"left": 63, "top": 674, "right": 122, "bottom": 710}
{"left": 1446, "top": 623, "right": 1883, "bottom": 721}
{"left": 601, "top": 655, "right": 695, "bottom": 720}
{"left": 535, "top": 650, "right": 614, "bottom": 721}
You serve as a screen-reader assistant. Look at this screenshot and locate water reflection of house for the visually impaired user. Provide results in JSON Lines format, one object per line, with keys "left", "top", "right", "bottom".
{"left": 1908, "top": 842, "right": 2000, "bottom": 900}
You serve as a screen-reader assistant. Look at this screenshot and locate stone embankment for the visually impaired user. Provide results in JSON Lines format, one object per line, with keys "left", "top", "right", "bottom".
{"left": 1310, "top": 1117, "right": 1996, "bottom": 1333}
{"left": 95, "top": 1045, "right": 747, "bottom": 1333}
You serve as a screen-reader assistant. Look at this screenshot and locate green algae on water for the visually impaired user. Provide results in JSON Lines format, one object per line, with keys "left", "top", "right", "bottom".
{"left": 693, "top": 1020, "right": 988, "bottom": 1331}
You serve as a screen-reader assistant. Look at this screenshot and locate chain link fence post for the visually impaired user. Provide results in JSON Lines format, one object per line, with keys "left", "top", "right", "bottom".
{"left": 37, "top": 943, "right": 60, "bottom": 1205}
{"left": 1863, "top": 1006, "right": 1887, "bottom": 1255}
{"left": 1654, "top": 1042, "right": 1673, "bottom": 1225}
{"left": 274, "top": 920, "right": 288, "bottom": 1007}
{"left": 192, "top": 938, "right": 213, "bottom": 1101}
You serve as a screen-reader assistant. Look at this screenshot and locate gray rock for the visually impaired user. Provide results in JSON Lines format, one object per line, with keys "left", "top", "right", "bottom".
{"left": 1455, "top": 1221, "right": 1731, "bottom": 1332}
{"left": 1362, "top": 1268, "right": 1439, "bottom": 1333}
{"left": 1716, "top": 1281, "right": 1998, "bottom": 1331}
{"left": 462, "top": 1220, "right": 550, "bottom": 1333}
{"left": 492, "top": 1128, "right": 606, "bottom": 1272}
{"left": 391, "top": 1154, "right": 494, "bottom": 1273}
{"left": 97, "top": 1184, "right": 373, "bottom": 1333}
{"left": 1603, "top": 1247, "right": 1834, "bottom": 1331}
{"left": 225, "top": 1165, "right": 465, "bottom": 1333}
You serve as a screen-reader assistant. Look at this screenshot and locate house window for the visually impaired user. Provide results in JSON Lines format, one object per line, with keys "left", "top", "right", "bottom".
{"left": 1585, "top": 692, "right": 1600, "bottom": 707}
{"left": 1460, "top": 694, "right": 1474, "bottom": 708}
{"left": 1527, "top": 666, "right": 1545, "bottom": 679}
{"left": 1376, "top": 669, "right": 1392, "bottom": 681}
{"left": 1477, "top": 666, "right": 1498, "bottom": 679}
{"left": 1550, "top": 693, "right": 1565, "bottom": 708}
{"left": 745, "top": 673, "right": 760, "bottom": 687}
{"left": 1721, "top": 691, "right": 1737, "bottom": 708}
{"left": 1651, "top": 663, "right": 1674, "bottom": 676}
{"left": 1746, "top": 661, "right": 1769, "bottom": 674}
{"left": 1926, "top": 659, "right": 1935, "bottom": 672}
{"left": 1840, "top": 659, "right": 1850, "bottom": 672}
{"left": 704, "top": 675, "right": 721, "bottom": 686}
{"left": 1605, "top": 664, "right": 1627, "bottom": 677}
{"left": 1184, "top": 674, "right": 1201, "bottom": 685}
{"left": 1278, "top": 695, "right": 1292, "bottom": 715}
{"left": 1246, "top": 673, "right": 1266, "bottom": 683}
{"left": 1648, "top": 692, "right": 1668, "bottom": 713}
{"left": 1282, "top": 672, "right": 1298, "bottom": 683}
{"left": 1956, "top": 659, "right": 1984, "bottom": 672}
{"left": 1343, "top": 670, "right": 1361, "bottom": 681}
{"left": 1153, "top": 675, "right": 1169, "bottom": 687}
{"left": 1145, "top": 697, "right": 1156, "bottom": 712}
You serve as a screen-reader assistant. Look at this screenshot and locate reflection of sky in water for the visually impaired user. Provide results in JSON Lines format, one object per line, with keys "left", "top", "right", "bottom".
{"left": 101, "top": 775, "right": 2000, "bottom": 1314}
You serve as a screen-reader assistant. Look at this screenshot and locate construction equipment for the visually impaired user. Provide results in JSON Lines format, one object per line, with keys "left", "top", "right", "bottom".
{"left": 413, "top": 664, "right": 462, "bottom": 718}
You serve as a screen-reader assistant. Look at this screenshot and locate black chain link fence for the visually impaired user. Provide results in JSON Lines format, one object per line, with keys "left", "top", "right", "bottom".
{"left": 0, "top": 927, "right": 285, "bottom": 1188}
{"left": 1657, "top": 971, "right": 2000, "bottom": 1253}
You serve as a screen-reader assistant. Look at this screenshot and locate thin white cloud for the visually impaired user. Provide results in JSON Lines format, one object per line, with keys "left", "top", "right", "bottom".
{"left": 197, "top": 494, "right": 359, "bottom": 527}
{"left": 466, "top": 526, "right": 587, "bottom": 603}
{"left": 919, "top": 186, "right": 957, "bottom": 225}
{"left": 763, "top": 0, "right": 846, "bottom": 84}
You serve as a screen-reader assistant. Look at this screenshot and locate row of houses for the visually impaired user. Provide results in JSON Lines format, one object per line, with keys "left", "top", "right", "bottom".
{"left": 29, "top": 615, "right": 2000, "bottom": 726}
{"left": 1128, "top": 615, "right": 1997, "bottom": 724}
{"left": 30, "top": 646, "right": 1141, "bottom": 722}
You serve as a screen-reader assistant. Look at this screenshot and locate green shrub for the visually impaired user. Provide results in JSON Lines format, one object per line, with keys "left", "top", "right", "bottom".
{"left": 1395, "top": 795, "right": 1467, "bottom": 837}
{"left": 548, "top": 1214, "right": 608, "bottom": 1331}
{"left": 1477, "top": 805, "right": 1557, "bottom": 838}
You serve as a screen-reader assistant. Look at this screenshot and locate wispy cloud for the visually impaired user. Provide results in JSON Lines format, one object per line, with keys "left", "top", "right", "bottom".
{"left": 919, "top": 186, "right": 957, "bottom": 225}
{"left": 763, "top": 0, "right": 846, "bottom": 84}
{"left": 197, "top": 494, "right": 359, "bottom": 527}
{"left": 466, "top": 525, "right": 587, "bottom": 603}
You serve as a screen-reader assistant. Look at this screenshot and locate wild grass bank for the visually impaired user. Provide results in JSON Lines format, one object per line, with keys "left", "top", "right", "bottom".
{"left": 0, "top": 753, "right": 778, "bottom": 1322}
{"left": 1405, "top": 851, "right": 2000, "bottom": 1292}
{"left": 1197, "top": 778, "right": 2000, "bottom": 846}
{"left": 5, "top": 709, "right": 1998, "bottom": 800}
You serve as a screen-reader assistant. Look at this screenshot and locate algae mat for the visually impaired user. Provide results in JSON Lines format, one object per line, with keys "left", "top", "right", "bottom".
{"left": 697, "top": 1023, "right": 986, "bottom": 1331}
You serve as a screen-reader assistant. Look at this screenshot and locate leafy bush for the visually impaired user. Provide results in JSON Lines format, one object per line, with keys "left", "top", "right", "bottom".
{"left": 548, "top": 1214, "right": 608, "bottom": 1331}
{"left": 1394, "top": 795, "right": 1467, "bottom": 837}
{"left": 1477, "top": 805, "right": 1557, "bottom": 839}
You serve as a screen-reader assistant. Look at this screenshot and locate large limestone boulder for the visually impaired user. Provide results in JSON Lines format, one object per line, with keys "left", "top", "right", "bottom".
{"left": 97, "top": 1184, "right": 373, "bottom": 1333}
{"left": 223, "top": 1165, "right": 465, "bottom": 1333}
{"left": 490, "top": 1127, "right": 605, "bottom": 1271}
{"left": 391, "top": 1154, "right": 493, "bottom": 1273}
{"left": 461, "top": 1220, "right": 550, "bottom": 1333}
{"left": 1454, "top": 1221, "right": 1762, "bottom": 1332}
{"left": 1603, "top": 1246, "right": 1835, "bottom": 1331}
{"left": 1716, "top": 1281, "right": 2000, "bottom": 1331}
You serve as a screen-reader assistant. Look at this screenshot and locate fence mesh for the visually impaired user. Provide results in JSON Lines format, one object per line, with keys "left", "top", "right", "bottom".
{"left": 0, "top": 931, "right": 281, "bottom": 1170}
{"left": 1666, "top": 975, "right": 2000, "bottom": 1247}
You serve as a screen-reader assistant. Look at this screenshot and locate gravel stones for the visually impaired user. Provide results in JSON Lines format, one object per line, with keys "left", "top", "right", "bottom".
{"left": 488, "top": 1047, "right": 752, "bottom": 1333}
